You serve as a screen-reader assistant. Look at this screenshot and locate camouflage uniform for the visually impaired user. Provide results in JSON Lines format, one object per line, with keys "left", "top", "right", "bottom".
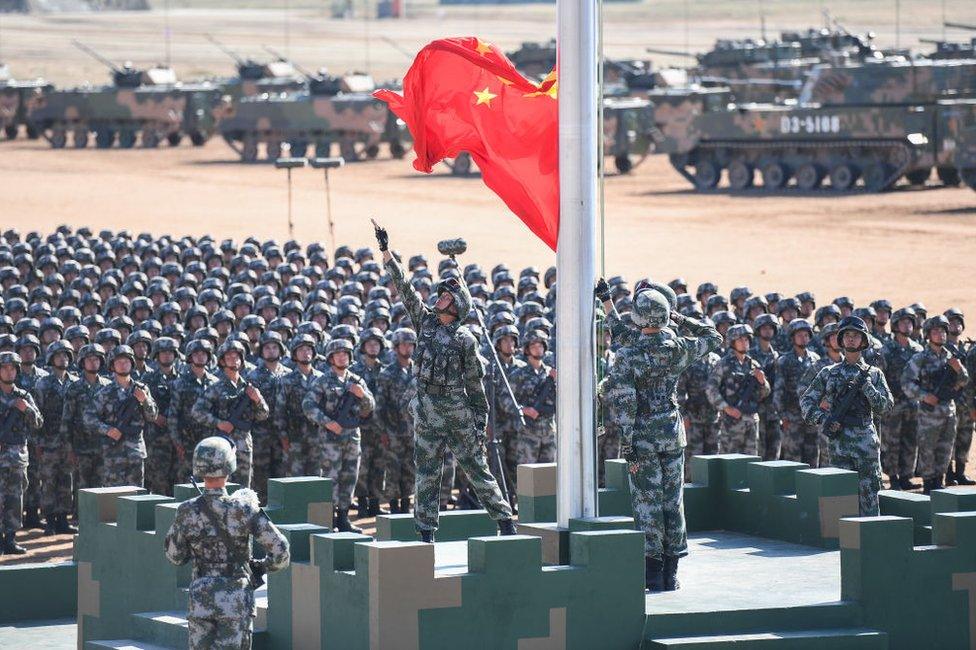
{"left": 490, "top": 355, "right": 526, "bottom": 496}
{"left": 606, "top": 311, "right": 722, "bottom": 560}
{"left": 901, "top": 346, "right": 970, "bottom": 483}
{"left": 84, "top": 377, "right": 159, "bottom": 487}
{"left": 168, "top": 369, "right": 218, "bottom": 482}
{"left": 143, "top": 366, "right": 180, "bottom": 496}
{"left": 751, "top": 341, "right": 781, "bottom": 461}
{"left": 880, "top": 336, "right": 923, "bottom": 483}
{"left": 18, "top": 364, "right": 48, "bottom": 526}
{"left": 301, "top": 368, "right": 374, "bottom": 509}
{"left": 376, "top": 358, "right": 418, "bottom": 504}
{"left": 191, "top": 375, "right": 270, "bottom": 488}
{"left": 801, "top": 359, "right": 893, "bottom": 515}
{"left": 676, "top": 350, "right": 721, "bottom": 473}
{"left": 274, "top": 366, "right": 324, "bottom": 477}
{"left": 33, "top": 369, "right": 77, "bottom": 520}
{"left": 63, "top": 373, "right": 111, "bottom": 492}
{"left": 245, "top": 363, "right": 289, "bottom": 501}
{"left": 385, "top": 255, "right": 513, "bottom": 533}
{"left": 706, "top": 352, "right": 771, "bottom": 455}
{"left": 774, "top": 350, "right": 821, "bottom": 466}
{"left": 0, "top": 384, "right": 43, "bottom": 536}
{"left": 798, "top": 351, "right": 842, "bottom": 468}
{"left": 350, "top": 357, "right": 385, "bottom": 508}
{"left": 957, "top": 346, "right": 976, "bottom": 479}
{"left": 501, "top": 363, "right": 557, "bottom": 465}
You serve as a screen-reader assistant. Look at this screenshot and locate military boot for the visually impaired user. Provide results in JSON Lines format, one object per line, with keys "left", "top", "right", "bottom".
{"left": 956, "top": 462, "right": 976, "bottom": 486}
{"left": 367, "top": 498, "right": 388, "bottom": 517}
{"left": 334, "top": 509, "right": 363, "bottom": 534}
{"left": 498, "top": 519, "right": 518, "bottom": 536}
{"left": 22, "top": 507, "right": 42, "bottom": 530}
{"left": 43, "top": 513, "right": 57, "bottom": 536}
{"left": 400, "top": 497, "right": 411, "bottom": 514}
{"left": 887, "top": 475, "right": 901, "bottom": 490}
{"left": 55, "top": 514, "right": 78, "bottom": 535}
{"left": 899, "top": 476, "right": 920, "bottom": 490}
{"left": 934, "top": 474, "right": 946, "bottom": 490}
{"left": 3, "top": 532, "right": 27, "bottom": 555}
{"left": 945, "top": 464, "right": 958, "bottom": 487}
{"left": 662, "top": 556, "right": 681, "bottom": 592}
{"left": 420, "top": 529, "right": 435, "bottom": 543}
{"left": 353, "top": 497, "right": 368, "bottom": 517}
{"left": 922, "top": 478, "right": 934, "bottom": 495}
{"left": 388, "top": 500, "right": 402, "bottom": 514}
{"left": 645, "top": 556, "right": 664, "bottom": 592}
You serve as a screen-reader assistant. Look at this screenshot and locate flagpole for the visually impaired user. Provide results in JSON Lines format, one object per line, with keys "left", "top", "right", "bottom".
{"left": 556, "top": 0, "right": 599, "bottom": 527}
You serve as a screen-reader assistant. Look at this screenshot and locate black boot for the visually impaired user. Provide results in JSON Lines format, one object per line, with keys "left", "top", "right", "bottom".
{"left": 922, "top": 478, "right": 934, "bottom": 495}
{"left": 388, "top": 500, "right": 402, "bottom": 515}
{"left": 353, "top": 498, "right": 367, "bottom": 517}
{"left": 899, "top": 475, "right": 920, "bottom": 490}
{"left": 400, "top": 497, "right": 411, "bottom": 514}
{"left": 43, "top": 513, "right": 57, "bottom": 536}
{"left": 888, "top": 475, "right": 901, "bottom": 490}
{"left": 334, "top": 509, "right": 363, "bottom": 534}
{"left": 367, "top": 498, "right": 388, "bottom": 517}
{"left": 420, "top": 529, "right": 435, "bottom": 543}
{"left": 945, "top": 464, "right": 958, "bottom": 487}
{"left": 23, "top": 508, "right": 42, "bottom": 530}
{"left": 645, "top": 556, "right": 664, "bottom": 592}
{"left": 55, "top": 514, "right": 78, "bottom": 535}
{"left": 3, "top": 532, "right": 27, "bottom": 555}
{"left": 497, "top": 519, "right": 518, "bottom": 536}
{"left": 957, "top": 462, "right": 976, "bottom": 486}
{"left": 934, "top": 474, "right": 946, "bottom": 490}
{"left": 662, "top": 556, "right": 681, "bottom": 591}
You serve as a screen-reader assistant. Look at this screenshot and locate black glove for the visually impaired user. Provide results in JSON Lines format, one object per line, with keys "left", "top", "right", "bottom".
{"left": 595, "top": 278, "right": 611, "bottom": 302}
{"left": 373, "top": 221, "right": 389, "bottom": 252}
{"left": 621, "top": 444, "right": 638, "bottom": 464}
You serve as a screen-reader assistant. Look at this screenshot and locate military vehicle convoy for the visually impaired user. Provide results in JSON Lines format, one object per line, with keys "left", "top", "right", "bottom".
{"left": 206, "top": 36, "right": 307, "bottom": 99}
{"left": 26, "top": 43, "right": 226, "bottom": 149}
{"left": 648, "top": 57, "right": 976, "bottom": 192}
{"left": 0, "top": 64, "right": 51, "bottom": 140}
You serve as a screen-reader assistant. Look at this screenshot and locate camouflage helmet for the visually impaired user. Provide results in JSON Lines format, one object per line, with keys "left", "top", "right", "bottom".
{"left": 359, "top": 327, "right": 388, "bottom": 352}
{"left": 391, "top": 328, "right": 417, "bottom": 346}
{"left": 77, "top": 343, "right": 106, "bottom": 366}
{"left": 259, "top": 331, "right": 287, "bottom": 357}
{"left": 523, "top": 329, "right": 550, "bottom": 353}
{"left": 776, "top": 297, "right": 800, "bottom": 316}
{"left": 151, "top": 337, "right": 180, "bottom": 359}
{"left": 15, "top": 334, "right": 41, "bottom": 356}
{"left": 631, "top": 289, "right": 671, "bottom": 329}
{"left": 695, "top": 282, "right": 717, "bottom": 299}
{"left": 922, "top": 315, "right": 950, "bottom": 338}
{"left": 634, "top": 280, "right": 677, "bottom": 311}
{"left": 288, "top": 333, "right": 318, "bottom": 358}
{"left": 943, "top": 308, "right": 965, "bottom": 328}
{"left": 64, "top": 324, "right": 91, "bottom": 344}
{"left": 819, "top": 322, "right": 840, "bottom": 344}
{"left": 492, "top": 324, "right": 520, "bottom": 346}
{"left": 711, "top": 311, "right": 737, "bottom": 328}
{"left": 192, "top": 436, "right": 237, "bottom": 479}
{"left": 730, "top": 286, "right": 752, "bottom": 303}
{"left": 109, "top": 344, "right": 136, "bottom": 368}
{"left": 45, "top": 340, "right": 74, "bottom": 366}
{"left": 726, "top": 324, "right": 754, "bottom": 343}
{"left": 837, "top": 317, "right": 870, "bottom": 351}
{"left": 216, "top": 340, "right": 247, "bottom": 366}
{"left": 126, "top": 329, "right": 153, "bottom": 350}
{"left": 890, "top": 307, "right": 916, "bottom": 328}
{"left": 753, "top": 313, "right": 778, "bottom": 334}
{"left": 814, "top": 304, "right": 842, "bottom": 326}
{"left": 435, "top": 277, "right": 472, "bottom": 318}
{"left": 0, "top": 351, "right": 22, "bottom": 369}
{"left": 787, "top": 318, "right": 814, "bottom": 339}
{"left": 185, "top": 338, "right": 214, "bottom": 362}
{"left": 324, "top": 338, "right": 354, "bottom": 364}
{"left": 852, "top": 307, "right": 877, "bottom": 325}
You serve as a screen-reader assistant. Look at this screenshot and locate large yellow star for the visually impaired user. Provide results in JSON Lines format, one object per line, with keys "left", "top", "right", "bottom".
{"left": 473, "top": 87, "right": 498, "bottom": 106}
{"left": 475, "top": 39, "right": 492, "bottom": 56}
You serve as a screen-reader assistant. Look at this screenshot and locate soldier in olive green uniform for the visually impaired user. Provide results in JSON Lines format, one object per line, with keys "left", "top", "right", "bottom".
{"left": 0, "top": 352, "right": 43, "bottom": 554}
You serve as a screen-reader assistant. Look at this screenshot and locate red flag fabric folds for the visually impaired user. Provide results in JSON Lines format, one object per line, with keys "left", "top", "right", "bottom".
{"left": 374, "top": 37, "right": 559, "bottom": 250}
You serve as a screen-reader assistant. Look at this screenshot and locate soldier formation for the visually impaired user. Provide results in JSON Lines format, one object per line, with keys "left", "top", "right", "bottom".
{"left": 0, "top": 225, "right": 971, "bottom": 561}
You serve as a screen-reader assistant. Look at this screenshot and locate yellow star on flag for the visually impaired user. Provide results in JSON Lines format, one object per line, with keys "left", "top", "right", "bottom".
{"left": 473, "top": 87, "right": 498, "bottom": 106}
{"left": 475, "top": 39, "right": 493, "bottom": 56}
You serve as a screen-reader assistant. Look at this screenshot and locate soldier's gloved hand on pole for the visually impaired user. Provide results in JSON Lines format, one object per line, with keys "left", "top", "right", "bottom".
{"left": 594, "top": 278, "right": 611, "bottom": 303}
{"left": 670, "top": 311, "right": 687, "bottom": 327}
{"left": 621, "top": 443, "right": 639, "bottom": 475}
{"left": 371, "top": 218, "right": 389, "bottom": 251}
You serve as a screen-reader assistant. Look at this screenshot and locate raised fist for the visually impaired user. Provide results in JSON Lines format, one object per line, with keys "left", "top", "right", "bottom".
{"left": 594, "top": 278, "right": 611, "bottom": 302}
{"left": 372, "top": 218, "right": 389, "bottom": 252}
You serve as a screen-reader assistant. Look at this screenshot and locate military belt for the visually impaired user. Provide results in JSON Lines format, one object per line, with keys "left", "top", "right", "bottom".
{"left": 195, "top": 561, "right": 249, "bottom": 579}
{"left": 420, "top": 383, "right": 461, "bottom": 396}
{"left": 837, "top": 414, "right": 874, "bottom": 428}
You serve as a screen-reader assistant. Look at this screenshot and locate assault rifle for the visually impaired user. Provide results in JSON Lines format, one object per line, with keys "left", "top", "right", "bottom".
{"left": 329, "top": 384, "right": 363, "bottom": 429}
{"left": 189, "top": 475, "right": 267, "bottom": 590}
{"left": 0, "top": 403, "right": 25, "bottom": 445}
{"left": 821, "top": 367, "right": 871, "bottom": 437}
{"left": 929, "top": 343, "right": 965, "bottom": 405}
{"left": 531, "top": 375, "right": 557, "bottom": 419}
{"left": 733, "top": 361, "right": 760, "bottom": 415}
{"left": 226, "top": 387, "right": 254, "bottom": 432}
{"left": 114, "top": 395, "right": 144, "bottom": 440}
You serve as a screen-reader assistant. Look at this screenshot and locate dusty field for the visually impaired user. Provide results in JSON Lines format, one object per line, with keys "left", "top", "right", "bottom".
{"left": 2, "top": 135, "right": 975, "bottom": 317}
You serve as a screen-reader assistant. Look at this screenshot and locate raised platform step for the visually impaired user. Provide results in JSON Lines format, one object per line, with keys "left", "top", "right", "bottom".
{"left": 85, "top": 640, "right": 173, "bottom": 650}
{"left": 647, "top": 628, "right": 888, "bottom": 649}
{"left": 129, "top": 611, "right": 189, "bottom": 649}
{"left": 646, "top": 601, "right": 863, "bottom": 639}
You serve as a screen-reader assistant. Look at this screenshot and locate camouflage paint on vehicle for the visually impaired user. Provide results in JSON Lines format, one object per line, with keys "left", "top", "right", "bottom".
{"left": 0, "top": 65, "right": 51, "bottom": 140}
{"left": 649, "top": 58, "right": 976, "bottom": 192}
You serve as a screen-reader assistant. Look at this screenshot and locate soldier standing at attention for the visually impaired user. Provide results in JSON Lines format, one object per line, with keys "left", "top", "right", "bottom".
{"left": 84, "top": 345, "right": 158, "bottom": 487}
{"left": 601, "top": 283, "right": 722, "bottom": 592}
{"left": 943, "top": 309, "right": 975, "bottom": 486}
{"left": 274, "top": 334, "right": 323, "bottom": 478}
{"left": 165, "top": 437, "right": 289, "bottom": 650}
{"left": 302, "top": 338, "right": 374, "bottom": 533}
{"left": 62, "top": 344, "right": 111, "bottom": 493}
{"left": 879, "top": 309, "right": 923, "bottom": 490}
{"left": 376, "top": 328, "right": 419, "bottom": 514}
{"left": 706, "top": 325, "right": 771, "bottom": 455}
{"left": 33, "top": 341, "right": 78, "bottom": 534}
{"left": 774, "top": 319, "right": 821, "bottom": 466}
{"left": 0, "top": 352, "right": 43, "bottom": 554}
{"left": 142, "top": 338, "right": 181, "bottom": 496}
{"left": 351, "top": 328, "right": 388, "bottom": 517}
{"left": 192, "top": 341, "right": 269, "bottom": 489}
{"left": 800, "top": 317, "right": 893, "bottom": 515}
{"left": 751, "top": 314, "right": 781, "bottom": 461}
{"left": 245, "top": 332, "right": 289, "bottom": 503}
{"left": 374, "top": 221, "right": 516, "bottom": 542}
{"left": 502, "top": 330, "right": 557, "bottom": 466}
{"left": 901, "top": 315, "right": 970, "bottom": 493}
{"left": 168, "top": 340, "right": 218, "bottom": 482}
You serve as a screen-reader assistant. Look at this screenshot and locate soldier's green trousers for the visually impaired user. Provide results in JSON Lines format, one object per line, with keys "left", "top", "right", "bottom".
{"left": 628, "top": 447, "right": 687, "bottom": 559}
{"left": 188, "top": 615, "right": 252, "bottom": 650}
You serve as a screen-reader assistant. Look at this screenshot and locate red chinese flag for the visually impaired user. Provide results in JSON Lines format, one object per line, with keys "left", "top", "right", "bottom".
{"left": 374, "top": 37, "right": 559, "bottom": 250}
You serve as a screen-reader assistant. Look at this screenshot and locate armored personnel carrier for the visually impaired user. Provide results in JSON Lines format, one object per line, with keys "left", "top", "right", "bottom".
{"left": 0, "top": 64, "right": 51, "bottom": 140}
{"left": 649, "top": 57, "right": 976, "bottom": 192}
{"left": 206, "top": 36, "right": 307, "bottom": 99}
{"left": 922, "top": 22, "right": 976, "bottom": 60}
{"left": 26, "top": 42, "right": 226, "bottom": 149}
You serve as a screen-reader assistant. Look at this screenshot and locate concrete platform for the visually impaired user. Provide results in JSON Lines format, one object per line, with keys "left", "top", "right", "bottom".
{"left": 0, "top": 617, "right": 76, "bottom": 649}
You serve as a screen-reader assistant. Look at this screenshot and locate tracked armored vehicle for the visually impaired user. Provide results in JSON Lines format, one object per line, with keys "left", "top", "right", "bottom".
{"left": 206, "top": 36, "right": 307, "bottom": 99}
{"left": 0, "top": 64, "right": 51, "bottom": 140}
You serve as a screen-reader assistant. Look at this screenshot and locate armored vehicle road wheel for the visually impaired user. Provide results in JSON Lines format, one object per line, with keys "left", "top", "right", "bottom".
{"left": 795, "top": 163, "right": 824, "bottom": 190}
{"left": 451, "top": 152, "right": 472, "bottom": 176}
{"left": 190, "top": 131, "right": 207, "bottom": 146}
{"left": 167, "top": 132, "right": 182, "bottom": 146}
{"left": 693, "top": 159, "right": 721, "bottom": 190}
{"left": 289, "top": 141, "right": 309, "bottom": 157}
{"left": 390, "top": 141, "right": 406, "bottom": 159}
{"left": 937, "top": 166, "right": 961, "bottom": 187}
{"left": 339, "top": 140, "right": 359, "bottom": 162}
{"left": 960, "top": 167, "right": 976, "bottom": 191}
{"left": 863, "top": 163, "right": 894, "bottom": 193}
{"left": 904, "top": 168, "right": 931, "bottom": 185}
{"left": 50, "top": 128, "right": 67, "bottom": 149}
{"left": 315, "top": 141, "right": 332, "bottom": 157}
{"left": 141, "top": 129, "right": 159, "bottom": 148}
{"left": 4, "top": 125, "right": 17, "bottom": 140}
{"left": 614, "top": 154, "right": 633, "bottom": 174}
{"left": 242, "top": 137, "right": 258, "bottom": 162}
{"left": 727, "top": 160, "right": 754, "bottom": 190}
{"left": 829, "top": 162, "right": 859, "bottom": 191}
{"left": 266, "top": 140, "right": 282, "bottom": 161}
{"left": 118, "top": 130, "right": 137, "bottom": 149}
{"left": 26, "top": 124, "right": 39, "bottom": 139}
{"left": 95, "top": 130, "right": 115, "bottom": 149}
{"left": 760, "top": 161, "right": 790, "bottom": 190}
{"left": 365, "top": 144, "right": 380, "bottom": 159}
{"left": 73, "top": 128, "right": 89, "bottom": 149}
